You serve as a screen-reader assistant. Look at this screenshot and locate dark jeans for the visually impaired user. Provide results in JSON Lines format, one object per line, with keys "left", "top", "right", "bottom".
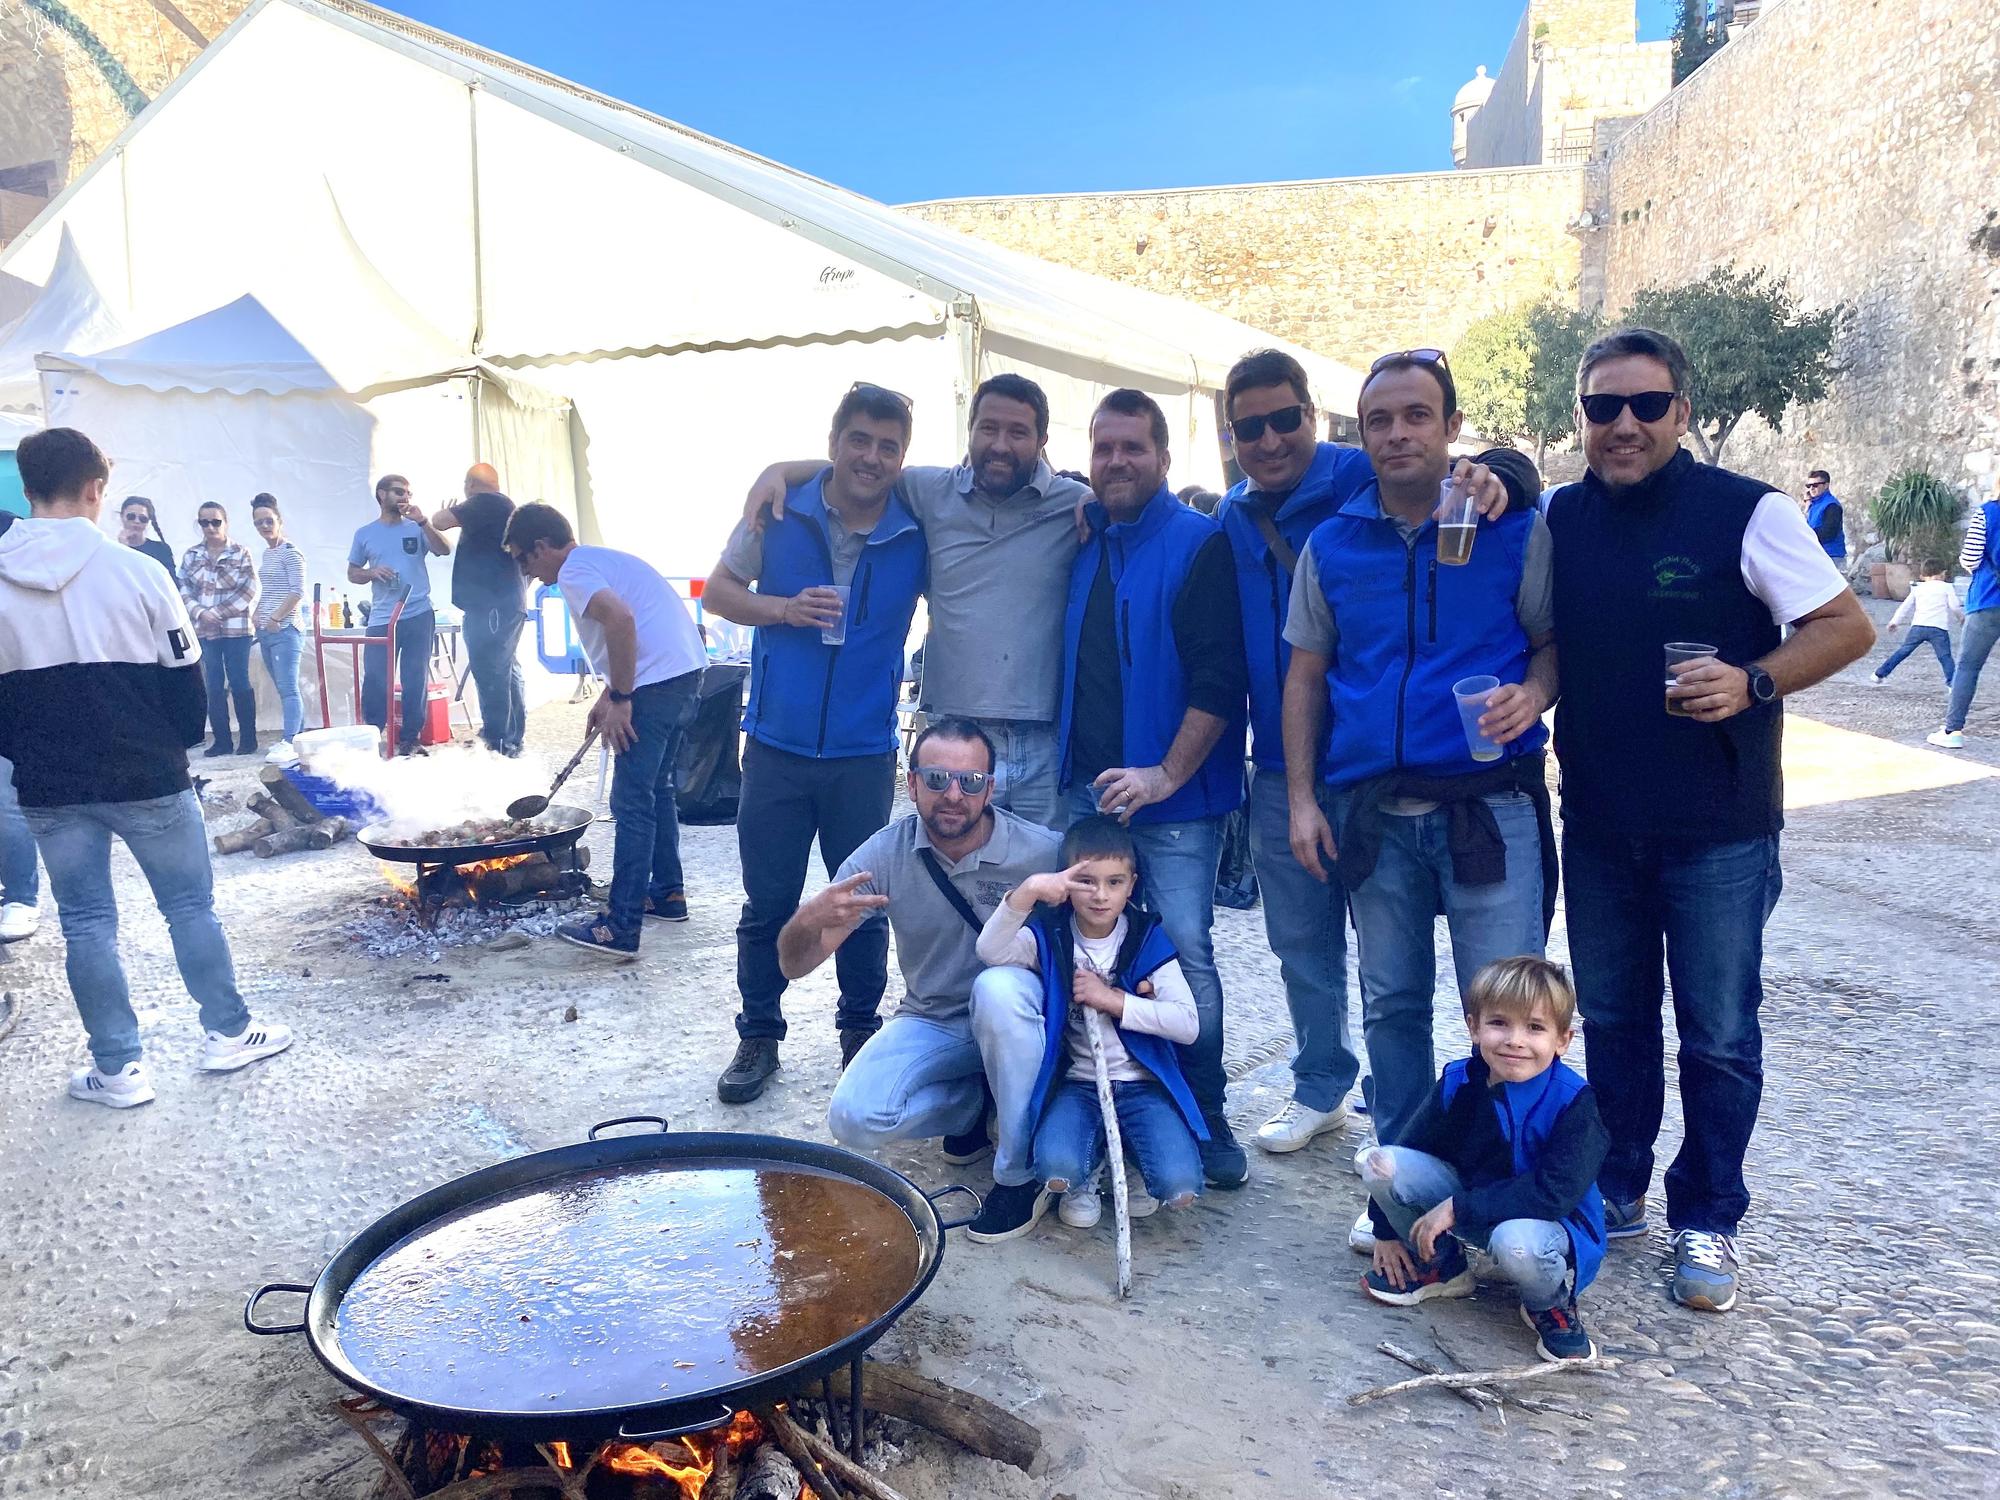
{"left": 1562, "top": 828, "right": 1782, "bottom": 1236}
{"left": 200, "top": 636, "right": 256, "bottom": 749}
{"left": 462, "top": 603, "right": 527, "bottom": 754}
{"left": 606, "top": 670, "right": 702, "bottom": 940}
{"left": 1875, "top": 624, "right": 1955, "bottom": 685}
{"left": 734, "top": 737, "right": 896, "bottom": 1040}
{"left": 362, "top": 609, "right": 435, "bottom": 750}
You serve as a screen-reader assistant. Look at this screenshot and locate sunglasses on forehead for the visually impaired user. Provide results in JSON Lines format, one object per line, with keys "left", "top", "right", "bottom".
{"left": 1579, "top": 390, "right": 1679, "bottom": 425}
{"left": 914, "top": 767, "right": 989, "bottom": 795}
{"left": 1228, "top": 404, "right": 1308, "bottom": 445}
{"left": 1369, "top": 348, "right": 1449, "bottom": 374}
{"left": 848, "top": 380, "right": 914, "bottom": 411}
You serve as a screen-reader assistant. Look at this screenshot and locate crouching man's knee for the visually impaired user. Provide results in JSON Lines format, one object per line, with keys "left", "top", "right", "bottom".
{"left": 969, "top": 965, "right": 1040, "bottom": 1042}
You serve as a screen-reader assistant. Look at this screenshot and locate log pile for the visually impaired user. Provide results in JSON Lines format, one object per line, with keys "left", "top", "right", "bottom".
{"left": 211, "top": 768, "right": 356, "bottom": 859}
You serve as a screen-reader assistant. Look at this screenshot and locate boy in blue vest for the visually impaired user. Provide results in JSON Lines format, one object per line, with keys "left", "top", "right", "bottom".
{"left": 974, "top": 815, "right": 1206, "bottom": 1235}
{"left": 1360, "top": 956, "right": 1608, "bottom": 1363}
{"left": 704, "top": 383, "right": 927, "bottom": 1103}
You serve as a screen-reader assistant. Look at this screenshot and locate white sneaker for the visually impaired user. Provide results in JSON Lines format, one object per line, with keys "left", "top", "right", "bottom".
{"left": 0, "top": 902, "right": 37, "bottom": 942}
{"left": 1928, "top": 728, "right": 1966, "bottom": 749}
{"left": 1057, "top": 1186, "right": 1101, "bottom": 1229}
{"left": 264, "top": 740, "right": 299, "bottom": 765}
{"left": 1254, "top": 1099, "right": 1349, "bottom": 1154}
{"left": 1349, "top": 1208, "right": 1378, "bottom": 1255}
{"left": 68, "top": 1062, "right": 156, "bottom": 1109}
{"left": 200, "top": 1021, "right": 295, "bottom": 1072}
{"left": 1127, "top": 1185, "right": 1160, "bottom": 1219}
{"left": 1868, "top": 675, "right": 1886, "bottom": 687}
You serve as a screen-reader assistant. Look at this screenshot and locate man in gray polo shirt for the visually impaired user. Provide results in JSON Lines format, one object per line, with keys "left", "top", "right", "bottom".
{"left": 781, "top": 718, "right": 1061, "bottom": 1241}
{"left": 745, "top": 373, "right": 1087, "bottom": 828}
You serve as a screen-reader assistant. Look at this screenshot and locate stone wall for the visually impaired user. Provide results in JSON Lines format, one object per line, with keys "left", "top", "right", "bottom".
{"left": 905, "top": 167, "right": 1588, "bottom": 377}
{"left": 1599, "top": 0, "right": 2000, "bottom": 508}
{"left": 1465, "top": 2, "right": 1671, "bottom": 168}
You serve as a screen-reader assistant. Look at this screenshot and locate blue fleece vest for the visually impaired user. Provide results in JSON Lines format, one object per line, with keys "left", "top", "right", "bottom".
{"left": 740, "top": 474, "right": 926, "bottom": 759}
{"left": 1057, "top": 487, "right": 1245, "bottom": 822}
{"left": 1022, "top": 907, "right": 1208, "bottom": 1142}
{"left": 1806, "top": 491, "right": 1845, "bottom": 559}
{"left": 1439, "top": 1053, "right": 1607, "bottom": 1292}
{"left": 1303, "top": 483, "right": 1545, "bottom": 787}
{"left": 1216, "top": 443, "right": 1377, "bottom": 770}
{"left": 1969, "top": 500, "right": 2000, "bottom": 615}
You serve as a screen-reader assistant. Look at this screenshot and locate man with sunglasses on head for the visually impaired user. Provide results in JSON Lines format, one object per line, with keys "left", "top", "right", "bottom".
{"left": 703, "top": 384, "right": 927, "bottom": 1104}
{"left": 1546, "top": 328, "right": 1872, "bottom": 1314}
{"left": 1214, "top": 349, "right": 1537, "bottom": 1184}
{"left": 784, "top": 719, "right": 1062, "bottom": 1243}
{"left": 743, "top": 374, "right": 1089, "bottom": 829}
{"left": 1281, "top": 350, "right": 1560, "bottom": 1266}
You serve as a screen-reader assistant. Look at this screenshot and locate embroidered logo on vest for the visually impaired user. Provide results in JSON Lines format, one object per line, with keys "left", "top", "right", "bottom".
{"left": 1651, "top": 555, "right": 1701, "bottom": 598}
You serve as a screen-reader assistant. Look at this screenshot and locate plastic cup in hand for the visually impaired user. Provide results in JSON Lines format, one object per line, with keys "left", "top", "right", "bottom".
{"left": 1453, "top": 674, "right": 1503, "bottom": 762}
{"left": 819, "top": 584, "right": 853, "bottom": 646}
{"left": 1664, "top": 641, "right": 1717, "bottom": 717}
{"left": 1435, "top": 480, "right": 1477, "bottom": 566}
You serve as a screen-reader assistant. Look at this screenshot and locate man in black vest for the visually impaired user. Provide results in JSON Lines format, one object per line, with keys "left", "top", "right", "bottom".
{"left": 1545, "top": 328, "right": 1873, "bottom": 1314}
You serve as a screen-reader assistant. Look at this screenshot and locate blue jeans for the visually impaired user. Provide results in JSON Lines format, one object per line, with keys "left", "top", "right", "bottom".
{"left": 200, "top": 635, "right": 257, "bottom": 748}
{"left": 1874, "top": 624, "right": 1955, "bottom": 685}
{"left": 256, "top": 624, "right": 305, "bottom": 739}
{"left": 1033, "top": 1076, "right": 1203, "bottom": 1204}
{"left": 1247, "top": 766, "right": 1358, "bottom": 1112}
{"left": 21, "top": 791, "right": 250, "bottom": 1071}
{"left": 1945, "top": 607, "right": 1999, "bottom": 732}
{"left": 1066, "top": 785, "right": 1228, "bottom": 1127}
{"left": 828, "top": 966, "right": 1046, "bottom": 1187}
{"left": 462, "top": 603, "right": 527, "bottom": 754}
{"left": 0, "top": 754, "right": 39, "bottom": 908}
{"left": 971, "top": 717, "right": 1061, "bottom": 831}
{"left": 1331, "top": 789, "right": 1545, "bottom": 1146}
{"left": 605, "top": 670, "right": 702, "bottom": 940}
{"left": 1362, "top": 1146, "right": 1571, "bottom": 1309}
{"left": 362, "top": 608, "right": 435, "bottom": 750}
{"left": 1562, "top": 829, "right": 1782, "bottom": 1235}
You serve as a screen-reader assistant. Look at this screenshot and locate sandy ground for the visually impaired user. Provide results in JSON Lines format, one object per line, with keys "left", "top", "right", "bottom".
{"left": 1, "top": 599, "right": 1997, "bottom": 1498}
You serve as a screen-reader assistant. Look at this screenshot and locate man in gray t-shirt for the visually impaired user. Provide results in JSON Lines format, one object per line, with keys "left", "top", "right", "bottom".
{"left": 346, "top": 473, "right": 450, "bottom": 754}
{"left": 779, "top": 719, "right": 1060, "bottom": 1241}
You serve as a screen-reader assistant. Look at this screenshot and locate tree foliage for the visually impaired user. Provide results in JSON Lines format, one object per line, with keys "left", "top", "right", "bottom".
{"left": 1671, "top": 0, "right": 1723, "bottom": 83}
{"left": 1520, "top": 298, "right": 1601, "bottom": 456}
{"left": 1452, "top": 310, "right": 1530, "bottom": 447}
{"left": 1621, "top": 265, "right": 1847, "bottom": 465}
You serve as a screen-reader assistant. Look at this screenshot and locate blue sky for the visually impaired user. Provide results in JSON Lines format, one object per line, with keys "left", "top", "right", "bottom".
{"left": 393, "top": 1, "right": 1674, "bottom": 202}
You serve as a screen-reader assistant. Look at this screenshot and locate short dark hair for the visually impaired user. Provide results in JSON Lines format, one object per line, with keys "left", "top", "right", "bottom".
{"left": 1058, "top": 814, "right": 1137, "bottom": 872}
{"left": 1807, "top": 469, "right": 1831, "bottom": 485}
{"left": 197, "top": 501, "right": 226, "bottom": 518}
{"left": 830, "top": 384, "right": 913, "bottom": 444}
{"left": 970, "top": 373, "right": 1051, "bottom": 442}
{"left": 374, "top": 473, "right": 409, "bottom": 499}
{"left": 502, "top": 501, "right": 575, "bottom": 554}
{"left": 1177, "top": 484, "right": 1221, "bottom": 515}
{"left": 1225, "top": 349, "right": 1313, "bottom": 419}
{"left": 1359, "top": 355, "right": 1458, "bottom": 420}
{"left": 1093, "top": 388, "right": 1170, "bottom": 454}
{"left": 1575, "top": 326, "right": 1692, "bottom": 398}
{"left": 910, "top": 716, "right": 995, "bottom": 773}
{"left": 16, "top": 427, "right": 108, "bottom": 504}
{"left": 251, "top": 492, "right": 280, "bottom": 516}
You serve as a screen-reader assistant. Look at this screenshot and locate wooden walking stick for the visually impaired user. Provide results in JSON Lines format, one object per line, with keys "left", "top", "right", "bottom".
{"left": 1082, "top": 1006, "right": 1133, "bottom": 1298}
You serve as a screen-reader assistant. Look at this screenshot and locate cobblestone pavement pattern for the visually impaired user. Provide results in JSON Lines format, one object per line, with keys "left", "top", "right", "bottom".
{"left": 0, "top": 599, "right": 1995, "bottom": 1498}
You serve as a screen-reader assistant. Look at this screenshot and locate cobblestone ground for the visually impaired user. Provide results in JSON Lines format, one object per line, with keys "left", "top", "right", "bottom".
{"left": 0, "top": 598, "right": 1995, "bottom": 1498}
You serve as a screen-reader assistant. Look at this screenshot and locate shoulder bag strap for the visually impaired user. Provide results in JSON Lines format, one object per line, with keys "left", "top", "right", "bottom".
{"left": 917, "top": 847, "right": 985, "bottom": 936}
{"left": 1248, "top": 504, "right": 1299, "bottom": 576}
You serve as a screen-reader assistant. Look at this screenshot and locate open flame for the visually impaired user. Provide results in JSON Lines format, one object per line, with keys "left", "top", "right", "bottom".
{"left": 548, "top": 1411, "right": 780, "bottom": 1498}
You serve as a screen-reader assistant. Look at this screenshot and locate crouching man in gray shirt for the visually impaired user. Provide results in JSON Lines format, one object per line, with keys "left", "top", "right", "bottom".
{"left": 779, "top": 718, "right": 1061, "bottom": 1242}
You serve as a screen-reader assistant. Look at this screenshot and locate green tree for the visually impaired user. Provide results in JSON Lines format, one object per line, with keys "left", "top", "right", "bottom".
{"left": 1520, "top": 297, "right": 1601, "bottom": 462}
{"left": 1452, "top": 310, "right": 1530, "bottom": 447}
{"left": 1621, "top": 264, "right": 1847, "bottom": 466}
{"left": 1671, "top": 0, "right": 1722, "bottom": 83}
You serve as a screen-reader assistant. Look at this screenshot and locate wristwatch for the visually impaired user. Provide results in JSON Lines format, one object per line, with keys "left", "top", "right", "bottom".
{"left": 607, "top": 688, "right": 634, "bottom": 704}
{"left": 1746, "top": 665, "right": 1778, "bottom": 705}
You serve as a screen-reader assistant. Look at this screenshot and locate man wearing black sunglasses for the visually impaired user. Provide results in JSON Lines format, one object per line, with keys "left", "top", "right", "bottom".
{"left": 1545, "top": 327, "right": 1872, "bottom": 1315}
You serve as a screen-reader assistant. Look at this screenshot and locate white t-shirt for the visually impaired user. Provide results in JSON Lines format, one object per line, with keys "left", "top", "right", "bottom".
{"left": 557, "top": 545, "right": 705, "bottom": 689}
{"left": 1741, "top": 493, "right": 1849, "bottom": 627}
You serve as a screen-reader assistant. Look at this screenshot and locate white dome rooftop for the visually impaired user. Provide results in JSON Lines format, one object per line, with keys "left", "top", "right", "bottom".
{"left": 1454, "top": 65, "right": 1494, "bottom": 111}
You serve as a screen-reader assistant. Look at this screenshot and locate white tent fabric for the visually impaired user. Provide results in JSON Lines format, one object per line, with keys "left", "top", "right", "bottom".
{"left": 40, "top": 293, "right": 338, "bottom": 396}
{"left": 0, "top": 226, "right": 125, "bottom": 413}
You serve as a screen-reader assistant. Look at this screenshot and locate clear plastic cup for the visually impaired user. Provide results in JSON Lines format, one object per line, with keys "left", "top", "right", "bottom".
{"left": 1435, "top": 479, "right": 1477, "bottom": 567}
{"left": 1453, "top": 674, "right": 1503, "bottom": 762}
{"left": 819, "top": 584, "right": 853, "bottom": 646}
{"left": 1664, "top": 641, "right": 1717, "bottom": 717}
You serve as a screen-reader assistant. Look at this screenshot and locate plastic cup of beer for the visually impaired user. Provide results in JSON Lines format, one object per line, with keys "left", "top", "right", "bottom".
{"left": 1664, "top": 641, "right": 1717, "bottom": 716}
{"left": 1453, "top": 674, "right": 1503, "bottom": 762}
{"left": 1435, "top": 480, "right": 1478, "bottom": 566}
{"left": 819, "top": 584, "right": 853, "bottom": 646}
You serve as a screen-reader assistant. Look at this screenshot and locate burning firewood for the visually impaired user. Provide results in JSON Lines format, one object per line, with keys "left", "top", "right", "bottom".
{"left": 736, "top": 1441, "right": 801, "bottom": 1500}
{"left": 758, "top": 1405, "right": 908, "bottom": 1500}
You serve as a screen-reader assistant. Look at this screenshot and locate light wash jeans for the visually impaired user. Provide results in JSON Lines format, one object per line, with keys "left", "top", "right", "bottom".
{"left": 1944, "top": 606, "right": 1999, "bottom": 732}
{"left": 22, "top": 791, "right": 250, "bottom": 1072}
{"left": 1247, "top": 765, "right": 1358, "bottom": 1112}
{"left": 1363, "top": 1145, "right": 1572, "bottom": 1310}
{"left": 1331, "top": 788, "right": 1545, "bottom": 1146}
{"left": 828, "top": 966, "right": 1046, "bottom": 1187}
{"left": 0, "top": 755, "right": 39, "bottom": 910}
{"left": 1033, "top": 1076, "right": 1203, "bottom": 1203}
{"left": 969, "top": 717, "right": 1061, "bottom": 831}
{"left": 256, "top": 623, "right": 305, "bottom": 740}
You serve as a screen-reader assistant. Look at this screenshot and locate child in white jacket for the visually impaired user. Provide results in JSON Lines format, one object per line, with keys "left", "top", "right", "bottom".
{"left": 1874, "top": 561, "right": 1963, "bottom": 686}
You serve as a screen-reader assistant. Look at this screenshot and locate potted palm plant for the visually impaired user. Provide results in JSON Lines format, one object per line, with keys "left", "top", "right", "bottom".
{"left": 1869, "top": 470, "right": 1963, "bottom": 600}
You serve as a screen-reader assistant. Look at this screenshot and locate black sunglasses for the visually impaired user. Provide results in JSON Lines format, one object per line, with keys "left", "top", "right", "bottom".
{"left": 198, "top": 518, "right": 225, "bottom": 528}
{"left": 1580, "top": 390, "right": 1679, "bottom": 425}
{"left": 915, "top": 768, "right": 989, "bottom": 795}
{"left": 1229, "top": 404, "right": 1308, "bottom": 445}
{"left": 848, "top": 381, "right": 914, "bottom": 411}
{"left": 1370, "top": 348, "right": 1449, "bottom": 374}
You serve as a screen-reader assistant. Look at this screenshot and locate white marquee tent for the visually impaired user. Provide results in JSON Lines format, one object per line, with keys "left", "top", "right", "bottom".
{"left": 0, "top": 227, "right": 126, "bottom": 415}
{"left": 0, "top": 0, "right": 1362, "bottom": 586}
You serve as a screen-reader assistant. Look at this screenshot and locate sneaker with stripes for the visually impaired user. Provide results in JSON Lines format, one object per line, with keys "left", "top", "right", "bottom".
{"left": 68, "top": 1062, "right": 156, "bottom": 1109}
{"left": 200, "top": 1021, "right": 295, "bottom": 1073}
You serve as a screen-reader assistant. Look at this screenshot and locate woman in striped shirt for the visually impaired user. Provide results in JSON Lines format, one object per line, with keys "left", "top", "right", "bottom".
{"left": 180, "top": 501, "right": 260, "bottom": 756}
{"left": 252, "top": 494, "right": 307, "bottom": 746}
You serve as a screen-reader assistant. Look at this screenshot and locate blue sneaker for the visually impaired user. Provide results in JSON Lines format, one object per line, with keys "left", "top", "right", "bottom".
{"left": 1522, "top": 1299, "right": 1598, "bottom": 1361}
{"left": 555, "top": 914, "right": 638, "bottom": 957}
{"left": 1671, "top": 1229, "right": 1739, "bottom": 1312}
{"left": 1603, "top": 1195, "right": 1649, "bottom": 1239}
{"left": 1362, "top": 1237, "right": 1475, "bottom": 1306}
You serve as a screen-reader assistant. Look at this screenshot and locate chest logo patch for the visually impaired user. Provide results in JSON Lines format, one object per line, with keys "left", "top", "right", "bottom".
{"left": 1651, "top": 555, "right": 1701, "bottom": 599}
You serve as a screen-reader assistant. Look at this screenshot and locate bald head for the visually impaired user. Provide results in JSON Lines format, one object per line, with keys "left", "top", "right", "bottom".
{"left": 464, "top": 463, "right": 501, "bottom": 500}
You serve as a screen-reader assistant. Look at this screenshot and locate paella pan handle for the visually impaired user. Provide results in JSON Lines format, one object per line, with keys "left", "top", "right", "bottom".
{"left": 926, "top": 1183, "right": 984, "bottom": 1232}
{"left": 587, "top": 1114, "right": 672, "bottom": 1140}
{"left": 616, "top": 1400, "right": 738, "bottom": 1443}
{"left": 243, "top": 1282, "right": 312, "bottom": 1335}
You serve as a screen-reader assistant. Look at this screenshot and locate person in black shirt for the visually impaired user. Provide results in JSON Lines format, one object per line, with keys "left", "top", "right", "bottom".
{"left": 117, "top": 497, "right": 178, "bottom": 581}
{"left": 433, "top": 464, "right": 527, "bottom": 755}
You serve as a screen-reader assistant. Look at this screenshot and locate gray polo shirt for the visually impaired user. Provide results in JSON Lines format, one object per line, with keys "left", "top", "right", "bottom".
{"left": 719, "top": 506, "right": 869, "bottom": 588}
{"left": 899, "top": 460, "right": 1087, "bottom": 723}
{"left": 836, "top": 806, "right": 1061, "bottom": 1020}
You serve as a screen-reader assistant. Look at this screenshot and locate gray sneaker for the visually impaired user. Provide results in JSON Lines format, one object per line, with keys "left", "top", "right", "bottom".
{"left": 1671, "top": 1229, "right": 1739, "bottom": 1312}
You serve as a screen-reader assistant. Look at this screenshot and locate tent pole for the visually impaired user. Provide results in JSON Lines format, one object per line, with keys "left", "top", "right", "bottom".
{"left": 951, "top": 297, "right": 980, "bottom": 443}
{"left": 467, "top": 80, "right": 486, "bottom": 359}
